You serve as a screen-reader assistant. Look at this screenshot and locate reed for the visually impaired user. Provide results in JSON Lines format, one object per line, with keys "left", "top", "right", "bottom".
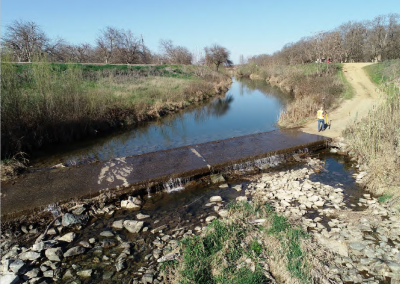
{"left": 0, "top": 55, "right": 230, "bottom": 158}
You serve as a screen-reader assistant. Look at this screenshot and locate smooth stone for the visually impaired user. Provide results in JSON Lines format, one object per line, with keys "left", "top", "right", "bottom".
{"left": 232, "top": 185, "right": 242, "bottom": 191}
{"left": 219, "top": 184, "right": 229, "bottom": 189}
{"left": 142, "top": 273, "right": 154, "bottom": 284}
{"left": 100, "top": 231, "right": 114, "bottom": 237}
{"left": 151, "top": 225, "right": 167, "bottom": 234}
{"left": 112, "top": 220, "right": 124, "bottom": 229}
{"left": 210, "top": 196, "right": 222, "bottom": 202}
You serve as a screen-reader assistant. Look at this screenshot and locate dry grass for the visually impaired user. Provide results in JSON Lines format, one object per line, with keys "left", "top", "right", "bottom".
{"left": 344, "top": 63, "right": 400, "bottom": 204}
{"left": 1, "top": 55, "right": 230, "bottom": 158}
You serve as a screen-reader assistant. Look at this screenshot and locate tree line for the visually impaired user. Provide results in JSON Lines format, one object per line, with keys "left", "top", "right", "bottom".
{"left": 1, "top": 20, "right": 232, "bottom": 70}
{"left": 247, "top": 13, "right": 400, "bottom": 66}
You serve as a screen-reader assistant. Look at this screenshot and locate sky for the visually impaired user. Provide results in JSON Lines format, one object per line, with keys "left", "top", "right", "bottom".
{"left": 1, "top": 0, "right": 399, "bottom": 63}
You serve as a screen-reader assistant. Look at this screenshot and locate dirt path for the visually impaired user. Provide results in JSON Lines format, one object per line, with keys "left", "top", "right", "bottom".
{"left": 301, "top": 63, "right": 381, "bottom": 138}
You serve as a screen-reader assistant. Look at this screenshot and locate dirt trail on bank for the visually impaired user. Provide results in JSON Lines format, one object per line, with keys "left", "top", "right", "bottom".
{"left": 301, "top": 63, "right": 381, "bottom": 138}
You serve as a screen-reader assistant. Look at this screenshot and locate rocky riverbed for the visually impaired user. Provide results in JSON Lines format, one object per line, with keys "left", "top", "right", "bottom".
{"left": 1, "top": 155, "right": 399, "bottom": 284}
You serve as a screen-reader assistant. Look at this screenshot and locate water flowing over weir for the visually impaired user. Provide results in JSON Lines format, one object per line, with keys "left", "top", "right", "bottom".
{"left": 1, "top": 129, "right": 329, "bottom": 220}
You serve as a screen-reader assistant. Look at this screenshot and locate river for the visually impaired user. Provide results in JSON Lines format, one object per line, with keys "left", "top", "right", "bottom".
{"left": 30, "top": 78, "right": 291, "bottom": 168}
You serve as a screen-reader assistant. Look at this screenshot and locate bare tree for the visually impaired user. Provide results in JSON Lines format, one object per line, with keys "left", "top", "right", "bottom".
{"left": 159, "top": 39, "right": 192, "bottom": 64}
{"left": 2, "top": 20, "right": 49, "bottom": 62}
{"left": 96, "top": 26, "right": 123, "bottom": 64}
{"left": 204, "top": 44, "right": 232, "bottom": 71}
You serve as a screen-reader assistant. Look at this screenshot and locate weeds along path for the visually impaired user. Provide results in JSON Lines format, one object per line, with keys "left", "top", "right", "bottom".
{"left": 301, "top": 63, "right": 382, "bottom": 138}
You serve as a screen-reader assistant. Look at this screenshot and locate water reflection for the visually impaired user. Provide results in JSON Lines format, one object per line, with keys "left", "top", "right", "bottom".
{"left": 31, "top": 78, "right": 292, "bottom": 168}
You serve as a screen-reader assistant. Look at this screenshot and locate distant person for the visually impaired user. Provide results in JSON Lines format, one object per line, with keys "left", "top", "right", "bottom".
{"left": 317, "top": 107, "right": 325, "bottom": 132}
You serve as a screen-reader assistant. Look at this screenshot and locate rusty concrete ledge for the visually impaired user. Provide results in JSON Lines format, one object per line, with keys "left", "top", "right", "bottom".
{"left": 1, "top": 129, "right": 329, "bottom": 220}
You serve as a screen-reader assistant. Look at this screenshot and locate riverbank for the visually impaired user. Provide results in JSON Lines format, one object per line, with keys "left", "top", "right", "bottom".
{"left": 1, "top": 61, "right": 232, "bottom": 180}
{"left": 236, "top": 63, "right": 350, "bottom": 127}
{"left": 1, "top": 154, "right": 399, "bottom": 283}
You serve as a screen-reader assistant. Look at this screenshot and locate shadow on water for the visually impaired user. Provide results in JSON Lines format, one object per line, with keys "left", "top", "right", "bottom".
{"left": 29, "top": 78, "right": 292, "bottom": 168}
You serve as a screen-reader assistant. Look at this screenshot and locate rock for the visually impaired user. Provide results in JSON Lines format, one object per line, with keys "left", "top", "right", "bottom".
{"left": 58, "top": 232, "right": 76, "bottom": 243}
{"left": 89, "top": 238, "right": 96, "bottom": 244}
{"left": 19, "top": 251, "right": 41, "bottom": 261}
{"left": 79, "top": 241, "right": 90, "bottom": 248}
{"left": 71, "top": 206, "right": 86, "bottom": 215}
{"left": 206, "top": 216, "right": 217, "bottom": 223}
{"left": 112, "top": 220, "right": 124, "bottom": 229}
{"left": 232, "top": 185, "right": 242, "bottom": 191}
{"left": 142, "top": 273, "right": 154, "bottom": 284}
{"left": 0, "top": 272, "right": 20, "bottom": 284}
{"left": 218, "top": 210, "right": 229, "bottom": 218}
{"left": 349, "top": 242, "right": 366, "bottom": 251}
{"left": 386, "top": 261, "right": 400, "bottom": 273}
{"left": 62, "top": 213, "right": 87, "bottom": 227}
{"left": 9, "top": 259, "right": 26, "bottom": 274}
{"left": 32, "top": 240, "right": 57, "bottom": 252}
{"left": 101, "top": 239, "right": 117, "bottom": 248}
{"left": 210, "top": 196, "right": 222, "bottom": 202}
{"left": 64, "top": 246, "right": 86, "bottom": 257}
{"left": 45, "top": 247, "right": 63, "bottom": 262}
{"left": 121, "top": 196, "right": 142, "bottom": 210}
{"left": 157, "top": 252, "right": 180, "bottom": 263}
{"left": 115, "top": 260, "right": 126, "bottom": 272}
{"left": 315, "top": 235, "right": 348, "bottom": 257}
{"left": 25, "top": 268, "right": 40, "bottom": 279}
{"left": 100, "top": 231, "right": 114, "bottom": 237}
{"left": 236, "top": 196, "right": 248, "bottom": 202}
{"left": 123, "top": 220, "right": 144, "bottom": 233}
{"left": 77, "top": 269, "right": 92, "bottom": 277}
{"left": 219, "top": 184, "right": 229, "bottom": 189}
{"left": 314, "top": 200, "right": 325, "bottom": 207}
{"left": 136, "top": 213, "right": 150, "bottom": 220}
{"left": 210, "top": 174, "right": 225, "bottom": 184}
{"left": 151, "top": 225, "right": 167, "bottom": 234}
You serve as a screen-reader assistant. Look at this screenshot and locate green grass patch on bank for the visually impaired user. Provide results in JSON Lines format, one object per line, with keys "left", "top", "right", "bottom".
{"left": 378, "top": 194, "right": 393, "bottom": 203}
{"left": 364, "top": 59, "right": 400, "bottom": 85}
{"left": 162, "top": 201, "right": 311, "bottom": 284}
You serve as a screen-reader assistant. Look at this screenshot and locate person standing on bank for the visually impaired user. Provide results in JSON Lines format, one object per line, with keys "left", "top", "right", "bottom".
{"left": 317, "top": 107, "right": 325, "bottom": 132}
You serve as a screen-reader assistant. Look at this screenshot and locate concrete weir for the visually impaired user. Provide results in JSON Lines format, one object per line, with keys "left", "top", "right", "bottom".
{"left": 1, "top": 130, "right": 329, "bottom": 219}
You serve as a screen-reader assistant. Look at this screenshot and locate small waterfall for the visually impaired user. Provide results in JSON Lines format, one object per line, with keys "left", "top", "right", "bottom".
{"left": 228, "top": 154, "right": 286, "bottom": 172}
{"left": 163, "top": 178, "right": 190, "bottom": 193}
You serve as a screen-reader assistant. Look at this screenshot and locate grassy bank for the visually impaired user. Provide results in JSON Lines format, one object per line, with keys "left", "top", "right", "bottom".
{"left": 1, "top": 58, "right": 231, "bottom": 159}
{"left": 161, "top": 200, "right": 328, "bottom": 284}
{"left": 344, "top": 60, "right": 400, "bottom": 206}
{"left": 237, "top": 63, "right": 347, "bottom": 127}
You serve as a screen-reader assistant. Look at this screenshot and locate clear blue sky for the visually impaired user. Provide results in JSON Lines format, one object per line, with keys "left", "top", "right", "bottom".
{"left": 2, "top": 0, "right": 399, "bottom": 63}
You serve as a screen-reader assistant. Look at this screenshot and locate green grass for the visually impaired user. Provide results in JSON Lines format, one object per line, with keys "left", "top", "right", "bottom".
{"left": 378, "top": 194, "right": 393, "bottom": 203}
{"left": 338, "top": 68, "right": 355, "bottom": 99}
{"left": 165, "top": 201, "right": 311, "bottom": 284}
{"left": 364, "top": 59, "right": 400, "bottom": 85}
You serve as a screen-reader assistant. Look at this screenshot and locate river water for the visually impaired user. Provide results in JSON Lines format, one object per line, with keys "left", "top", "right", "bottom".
{"left": 30, "top": 78, "right": 291, "bottom": 168}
